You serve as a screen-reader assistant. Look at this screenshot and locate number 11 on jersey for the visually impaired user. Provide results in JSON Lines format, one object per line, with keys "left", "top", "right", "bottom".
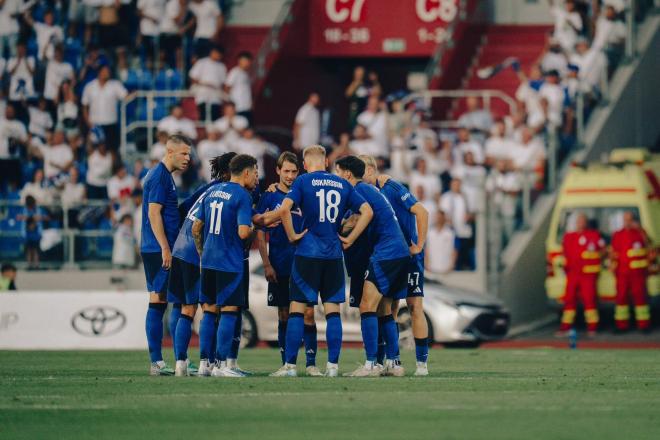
{"left": 208, "top": 201, "right": 224, "bottom": 234}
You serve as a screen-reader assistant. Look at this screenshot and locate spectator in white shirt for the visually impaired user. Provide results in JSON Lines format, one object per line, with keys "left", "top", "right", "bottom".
{"left": 486, "top": 159, "right": 521, "bottom": 245}
{"left": 60, "top": 166, "right": 86, "bottom": 207}
{"left": 440, "top": 178, "right": 474, "bottom": 270}
{"left": 107, "top": 163, "right": 137, "bottom": 210}
{"left": 425, "top": 210, "right": 457, "bottom": 274}
{"left": 232, "top": 128, "right": 266, "bottom": 180}
{"left": 457, "top": 96, "right": 493, "bottom": 139}
{"left": 137, "top": 0, "right": 165, "bottom": 67}
{"left": 409, "top": 119, "right": 438, "bottom": 152}
{"left": 349, "top": 124, "right": 383, "bottom": 159}
{"left": 23, "top": 9, "right": 64, "bottom": 61}
{"left": 357, "top": 96, "right": 389, "bottom": 154}
{"left": 213, "top": 101, "right": 249, "bottom": 148}
{"left": 159, "top": 0, "right": 186, "bottom": 70}
{"left": 510, "top": 126, "right": 547, "bottom": 191}
{"left": 592, "top": 3, "right": 626, "bottom": 67}
{"left": 43, "top": 45, "right": 74, "bottom": 108}
{"left": 0, "top": 0, "right": 21, "bottom": 59}
{"left": 20, "top": 169, "right": 55, "bottom": 205}
{"left": 549, "top": 0, "right": 583, "bottom": 53}
{"left": 410, "top": 157, "right": 441, "bottom": 202}
{"left": 0, "top": 104, "right": 28, "bottom": 188}
{"left": 28, "top": 99, "right": 54, "bottom": 140}
{"left": 454, "top": 127, "right": 484, "bottom": 166}
{"left": 113, "top": 213, "right": 137, "bottom": 268}
{"left": 225, "top": 51, "right": 253, "bottom": 122}
{"left": 485, "top": 119, "right": 515, "bottom": 166}
{"left": 81, "top": 65, "right": 128, "bottom": 151}
{"left": 157, "top": 103, "right": 198, "bottom": 140}
{"left": 149, "top": 131, "right": 169, "bottom": 165}
{"left": 197, "top": 127, "right": 228, "bottom": 182}
{"left": 414, "top": 185, "right": 438, "bottom": 228}
{"left": 541, "top": 38, "right": 569, "bottom": 76}
{"left": 570, "top": 37, "right": 607, "bottom": 92}
{"left": 30, "top": 130, "right": 73, "bottom": 180}
{"left": 451, "top": 151, "right": 486, "bottom": 213}
{"left": 190, "top": 46, "right": 227, "bottom": 123}
{"left": 86, "top": 142, "right": 114, "bottom": 199}
{"left": 56, "top": 81, "right": 80, "bottom": 139}
{"left": 7, "top": 42, "right": 36, "bottom": 111}
{"left": 293, "top": 92, "right": 321, "bottom": 151}
{"left": 538, "top": 70, "right": 565, "bottom": 129}
{"left": 188, "top": 0, "right": 223, "bottom": 58}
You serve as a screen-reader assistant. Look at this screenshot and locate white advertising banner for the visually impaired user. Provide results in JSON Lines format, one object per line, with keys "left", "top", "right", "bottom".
{"left": 0, "top": 291, "right": 149, "bottom": 350}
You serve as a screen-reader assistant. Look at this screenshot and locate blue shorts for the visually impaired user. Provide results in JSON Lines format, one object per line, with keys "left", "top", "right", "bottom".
{"left": 167, "top": 257, "right": 200, "bottom": 305}
{"left": 366, "top": 257, "right": 409, "bottom": 300}
{"left": 290, "top": 256, "right": 345, "bottom": 304}
{"left": 242, "top": 258, "right": 250, "bottom": 309}
{"left": 407, "top": 253, "right": 425, "bottom": 297}
{"left": 142, "top": 252, "right": 170, "bottom": 295}
{"left": 200, "top": 268, "right": 245, "bottom": 307}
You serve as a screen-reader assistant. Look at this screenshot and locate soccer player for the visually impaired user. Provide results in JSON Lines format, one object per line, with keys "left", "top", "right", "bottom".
{"left": 191, "top": 154, "right": 258, "bottom": 377}
{"left": 256, "top": 152, "right": 322, "bottom": 376}
{"left": 141, "top": 134, "right": 191, "bottom": 376}
{"left": 169, "top": 153, "right": 236, "bottom": 377}
{"left": 271, "top": 145, "right": 373, "bottom": 377}
{"left": 360, "top": 155, "right": 430, "bottom": 376}
{"left": 335, "top": 156, "right": 410, "bottom": 377}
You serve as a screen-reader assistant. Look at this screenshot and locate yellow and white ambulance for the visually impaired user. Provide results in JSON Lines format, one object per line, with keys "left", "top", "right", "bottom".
{"left": 545, "top": 148, "right": 660, "bottom": 304}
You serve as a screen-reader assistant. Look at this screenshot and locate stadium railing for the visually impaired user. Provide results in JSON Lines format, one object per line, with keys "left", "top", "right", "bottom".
{"left": 0, "top": 200, "right": 119, "bottom": 270}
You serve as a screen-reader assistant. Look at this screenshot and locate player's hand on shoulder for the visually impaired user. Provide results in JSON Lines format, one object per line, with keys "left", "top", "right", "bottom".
{"left": 161, "top": 247, "right": 172, "bottom": 270}
{"left": 266, "top": 183, "right": 278, "bottom": 193}
{"left": 339, "top": 234, "right": 354, "bottom": 250}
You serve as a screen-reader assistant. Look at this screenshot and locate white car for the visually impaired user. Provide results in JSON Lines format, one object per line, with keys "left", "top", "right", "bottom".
{"left": 236, "top": 251, "right": 510, "bottom": 348}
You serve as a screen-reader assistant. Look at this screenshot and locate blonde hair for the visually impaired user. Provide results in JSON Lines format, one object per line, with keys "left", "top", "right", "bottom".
{"left": 303, "top": 145, "right": 326, "bottom": 160}
{"left": 358, "top": 154, "right": 378, "bottom": 171}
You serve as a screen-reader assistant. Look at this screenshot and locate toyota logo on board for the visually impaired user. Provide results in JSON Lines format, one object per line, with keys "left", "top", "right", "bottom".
{"left": 71, "top": 306, "right": 126, "bottom": 337}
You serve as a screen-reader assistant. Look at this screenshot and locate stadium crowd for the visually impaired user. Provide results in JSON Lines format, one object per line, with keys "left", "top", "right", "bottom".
{"left": 0, "top": 0, "right": 632, "bottom": 271}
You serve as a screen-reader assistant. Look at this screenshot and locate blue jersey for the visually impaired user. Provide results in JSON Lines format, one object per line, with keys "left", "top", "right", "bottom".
{"left": 194, "top": 181, "right": 253, "bottom": 272}
{"left": 355, "top": 181, "right": 409, "bottom": 261}
{"left": 178, "top": 182, "right": 215, "bottom": 228}
{"left": 377, "top": 178, "right": 419, "bottom": 246}
{"left": 256, "top": 187, "right": 304, "bottom": 276}
{"left": 286, "top": 171, "right": 365, "bottom": 260}
{"left": 172, "top": 185, "right": 214, "bottom": 265}
{"left": 141, "top": 162, "right": 179, "bottom": 253}
{"left": 342, "top": 210, "right": 372, "bottom": 277}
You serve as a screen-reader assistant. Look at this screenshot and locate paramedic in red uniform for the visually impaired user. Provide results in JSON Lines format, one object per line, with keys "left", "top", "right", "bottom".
{"left": 558, "top": 213, "right": 604, "bottom": 337}
{"left": 610, "top": 211, "right": 651, "bottom": 332}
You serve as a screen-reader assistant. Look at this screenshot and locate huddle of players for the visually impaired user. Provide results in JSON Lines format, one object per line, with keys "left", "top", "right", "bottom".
{"left": 141, "top": 135, "right": 430, "bottom": 377}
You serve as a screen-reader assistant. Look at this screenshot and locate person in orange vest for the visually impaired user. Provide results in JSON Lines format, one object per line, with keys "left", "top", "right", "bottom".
{"left": 610, "top": 211, "right": 652, "bottom": 332}
{"left": 558, "top": 213, "right": 604, "bottom": 337}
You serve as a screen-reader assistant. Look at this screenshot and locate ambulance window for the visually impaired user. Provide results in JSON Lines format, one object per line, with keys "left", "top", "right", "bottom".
{"left": 556, "top": 207, "right": 640, "bottom": 242}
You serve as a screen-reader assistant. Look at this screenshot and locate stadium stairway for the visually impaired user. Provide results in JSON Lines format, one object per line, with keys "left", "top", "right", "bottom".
{"left": 447, "top": 25, "right": 552, "bottom": 120}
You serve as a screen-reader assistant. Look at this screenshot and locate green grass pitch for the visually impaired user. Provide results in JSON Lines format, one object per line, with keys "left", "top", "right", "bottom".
{"left": 1, "top": 348, "right": 659, "bottom": 440}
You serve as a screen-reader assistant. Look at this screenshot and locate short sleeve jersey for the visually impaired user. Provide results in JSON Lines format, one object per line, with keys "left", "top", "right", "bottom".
{"left": 194, "top": 181, "right": 252, "bottom": 272}
{"left": 172, "top": 184, "right": 214, "bottom": 265}
{"left": 256, "top": 187, "right": 304, "bottom": 276}
{"left": 141, "top": 162, "right": 179, "bottom": 253}
{"left": 377, "top": 178, "right": 419, "bottom": 247}
{"left": 355, "top": 181, "right": 409, "bottom": 261}
{"left": 285, "top": 171, "right": 365, "bottom": 259}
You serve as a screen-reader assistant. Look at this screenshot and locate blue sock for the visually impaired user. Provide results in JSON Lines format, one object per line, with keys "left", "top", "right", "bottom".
{"left": 304, "top": 324, "right": 317, "bottom": 367}
{"left": 278, "top": 320, "right": 287, "bottom": 365}
{"left": 382, "top": 315, "right": 399, "bottom": 361}
{"left": 326, "top": 312, "right": 342, "bottom": 364}
{"left": 169, "top": 304, "right": 181, "bottom": 359}
{"left": 145, "top": 303, "right": 166, "bottom": 363}
{"left": 199, "top": 311, "right": 217, "bottom": 361}
{"left": 284, "top": 313, "right": 304, "bottom": 364}
{"left": 229, "top": 312, "right": 242, "bottom": 360}
{"left": 415, "top": 337, "right": 429, "bottom": 363}
{"left": 216, "top": 311, "right": 238, "bottom": 362}
{"left": 376, "top": 316, "right": 386, "bottom": 364}
{"left": 174, "top": 314, "right": 193, "bottom": 361}
{"left": 360, "top": 312, "right": 378, "bottom": 362}
{"left": 395, "top": 324, "right": 401, "bottom": 361}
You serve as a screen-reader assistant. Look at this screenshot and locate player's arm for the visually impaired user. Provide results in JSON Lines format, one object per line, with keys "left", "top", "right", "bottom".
{"left": 148, "top": 202, "right": 172, "bottom": 269}
{"left": 339, "top": 202, "right": 373, "bottom": 249}
{"left": 409, "top": 202, "right": 429, "bottom": 255}
{"left": 256, "top": 230, "right": 277, "bottom": 283}
{"left": 191, "top": 218, "right": 205, "bottom": 257}
{"left": 278, "top": 198, "right": 306, "bottom": 243}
